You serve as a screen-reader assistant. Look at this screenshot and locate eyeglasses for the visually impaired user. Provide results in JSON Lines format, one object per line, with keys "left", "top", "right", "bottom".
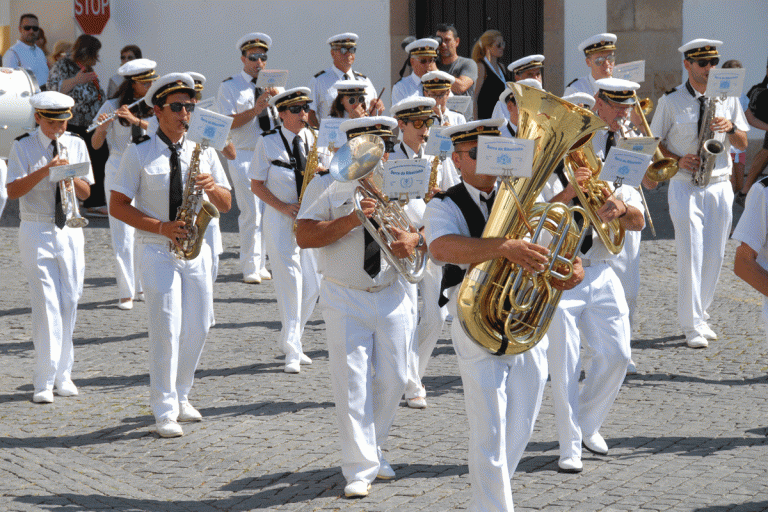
{"left": 166, "top": 102, "right": 195, "bottom": 113}
{"left": 286, "top": 103, "right": 310, "bottom": 114}
{"left": 120, "top": 54, "right": 134, "bottom": 61}
{"left": 425, "top": 91, "right": 449, "bottom": 99}
{"left": 22, "top": 25, "right": 39, "bottom": 32}
{"left": 592, "top": 54, "right": 616, "bottom": 66}
{"left": 495, "top": 41, "right": 506, "bottom": 49}
{"left": 344, "top": 95, "right": 366, "bottom": 105}
{"left": 335, "top": 47, "right": 357, "bottom": 55}
{"left": 408, "top": 118, "right": 435, "bottom": 129}
{"left": 692, "top": 57, "right": 719, "bottom": 68}
{"left": 455, "top": 147, "right": 478, "bottom": 160}
{"left": 418, "top": 57, "right": 435, "bottom": 65}
{"left": 247, "top": 53, "right": 268, "bottom": 62}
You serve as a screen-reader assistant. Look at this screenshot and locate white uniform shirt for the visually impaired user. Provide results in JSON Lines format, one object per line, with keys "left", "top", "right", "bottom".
{"left": 308, "top": 66, "right": 376, "bottom": 121}
{"left": 94, "top": 99, "right": 143, "bottom": 157}
{"left": 439, "top": 108, "right": 467, "bottom": 127}
{"left": 650, "top": 83, "right": 749, "bottom": 181}
{"left": 3, "top": 40, "right": 48, "bottom": 86}
{"left": 7, "top": 129, "right": 94, "bottom": 220}
{"left": 0, "top": 159, "right": 7, "bottom": 218}
{"left": 499, "top": 121, "right": 518, "bottom": 139}
{"left": 249, "top": 125, "right": 312, "bottom": 204}
{"left": 391, "top": 74, "right": 423, "bottom": 107}
{"left": 732, "top": 177, "right": 768, "bottom": 318}
{"left": 297, "top": 172, "right": 398, "bottom": 290}
{"left": 563, "top": 74, "right": 598, "bottom": 96}
{"left": 215, "top": 70, "right": 278, "bottom": 150}
{"left": 113, "top": 133, "right": 231, "bottom": 243}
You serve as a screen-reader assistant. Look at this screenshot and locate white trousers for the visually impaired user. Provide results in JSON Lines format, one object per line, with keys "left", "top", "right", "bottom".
{"left": 405, "top": 260, "right": 449, "bottom": 399}
{"left": 105, "top": 156, "right": 141, "bottom": 300}
{"left": 19, "top": 221, "right": 84, "bottom": 392}
{"left": 547, "top": 264, "right": 630, "bottom": 461}
{"left": 141, "top": 242, "right": 213, "bottom": 421}
{"left": 668, "top": 179, "right": 733, "bottom": 334}
{"left": 453, "top": 321, "right": 548, "bottom": 512}
{"left": 320, "top": 279, "right": 414, "bottom": 484}
{"left": 608, "top": 229, "right": 641, "bottom": 331}
{"left": 231, "top": 150, "right": 266, "bottom": 276}
{"left": 263, "top": 206, "right": 320, "bottom": 363}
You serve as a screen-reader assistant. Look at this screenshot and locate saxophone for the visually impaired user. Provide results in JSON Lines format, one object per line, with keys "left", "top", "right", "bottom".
{"left": 292, "top": 125, "right": 320, "bottom": 233}
{"left": 170, "top": 142, "right": 220, "bottom": 260}
{"left": 425, "top": 154, "right": 439, "bottom": 203}
{"left": 693, "top": 95, "right": 725, "bottom": 187}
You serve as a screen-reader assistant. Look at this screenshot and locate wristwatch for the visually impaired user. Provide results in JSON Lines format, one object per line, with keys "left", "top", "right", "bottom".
{"left": 417, "top": 233, "right": 425, "bottom": 248}
{"left": 726, "top": 123, "right": 736, "bottom": 134}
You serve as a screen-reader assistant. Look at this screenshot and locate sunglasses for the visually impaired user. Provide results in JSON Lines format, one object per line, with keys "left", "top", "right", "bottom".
{"left": 418, "top": 57, "right": 435, "bottom": 65}
{"left": 344, "top": 95, "right": 366, "bottom": 105}
{"left": 455, "top": 147, "right": 478, "bottom": 160}
{"left": 247, "top": 53, "right": 268, "bottom": 62}
{"left": 408, "top": 118, "right": 435, "bottom": 129}
{"left": 22, "top": 25, "right": 39, "bottom": 32}
{"left": 335, "top": 47, "right": 357, "bottom": 55}
{"left": 691, "top": 57, "right": 719, "bottom": 68}
{"left": 286, "top": 103, "right": 310, "bottom": 114}
{"left": 592, "top": 55, "right": 616, "bottom": 66}
{"left": 166, "top": 102, "right": 195, "bottom": 113}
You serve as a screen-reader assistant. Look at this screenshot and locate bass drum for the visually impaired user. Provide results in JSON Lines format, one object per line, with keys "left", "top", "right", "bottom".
{"left": 0, "top": 67, "right": 40, "bottom": 158}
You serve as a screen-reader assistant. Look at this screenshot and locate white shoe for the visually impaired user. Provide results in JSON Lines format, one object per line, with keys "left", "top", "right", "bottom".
{"left": 243, "top": 273, "right": 261, "bottom": 284}
{"left": 178, "top": 402, "right": 202, "bottom": 422}
{"left": 55, "top": 379, "right": 79, "bottom": 397}
{"left": 155, "top": 419, "right": 183, "bottom": 438}
{"left": 558, "top": 456, "right": 583, "bottom": 473}
{"left": 687, "top": 334, "right": 708, "bottom": 348}
{"left": 300, "top": 353, "right": 312, "bottom": 365}
{"left": 583, "top": 432, "right": 609, "bottom": 455}
{"left": 117, "top": 298, "right": 133, "bottom": 310}
{"left": 344, "top": 480, "right": 371, "bottom": 498}
{"left": 699, "top": 325, "right": 718, "bottom": 340}
{"left": 32, "top": 389, "right": 54, "bottom": 403}
{"left": 284, "top": 360, "right": 301, "bottom": 374}
{"left": 406, "top": 397, "right": 427, "bottom": 409}
{"left": 134, "top": 292, "right": 145, "bottom": 302}
{"left": 259, "top": 268, "right": 272, "bottom": 280}
{"left": 626, "top": 359, "right": 637, "bottom": 374}
{"left": 377, "top": 459, "right": 396, "bottom": 480}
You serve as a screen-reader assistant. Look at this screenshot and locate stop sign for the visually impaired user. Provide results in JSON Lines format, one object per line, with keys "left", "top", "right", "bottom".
{"left": 74, "top": 0, "right": 110, "bottom": 35}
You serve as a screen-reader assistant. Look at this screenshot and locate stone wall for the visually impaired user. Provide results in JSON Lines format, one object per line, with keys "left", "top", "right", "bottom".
{"left": 543, "top": 0, "right": 564, "bottom": 95}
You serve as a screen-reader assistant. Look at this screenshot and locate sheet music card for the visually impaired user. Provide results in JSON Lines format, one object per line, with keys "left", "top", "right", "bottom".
{"left": 381, "top": 159, "right": 431, "bottom": 200}
{"left": 613, "top": 60, "right": 646, "bottom": 83}
{"left": 255, "top": 70, "right": 289, "bottom": 89}
{"left": 705, "top": 68, "right": 745, "bottom": 98}
{"left": 475, "top": 135, "right": 535, "bottom": 178}
{"left": 600, "top": 147, "right": 652, "bottom": 188}
{"left": 446, "top": 95, "right": 471, "bottom": 114}
{"left": 187, "top": 108, "right": 234, "bottom": 150}
{"left": 424, "top": 126, "right": 453, "bottom": 157}
{"left": 317, "top": 118, "right": 345, "bottom": 149}
{"left": 49, "top": 162, "right": 90, "bottom": 182}
{"left": 616, "top": 136, "right": 660, "bottom": 156}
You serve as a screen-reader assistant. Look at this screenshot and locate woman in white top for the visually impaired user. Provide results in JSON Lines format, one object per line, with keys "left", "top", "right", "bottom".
{"left": 92, "top": 58, "right": 157, "bottom": 309}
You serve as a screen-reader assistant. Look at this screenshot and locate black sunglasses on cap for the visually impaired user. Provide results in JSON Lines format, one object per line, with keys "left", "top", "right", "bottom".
{"left": 285, "top": 103, "right": 310, "bottom": 114}
{"left": 247, "top": 53, "right": 268, "bottom": 62}
{"left": 23, "top": 25, "right": 39, "bottom": 32}
{"left": 166, "top": 102, "right": 195, "bottom": 113}
{"left": 455, "top": 147, "right": 478, "bottom": 160}
{"left": 691, "top": 57, "right": 719, "bottom": 68}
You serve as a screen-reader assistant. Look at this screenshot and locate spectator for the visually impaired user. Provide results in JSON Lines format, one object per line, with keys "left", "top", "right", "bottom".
{"left": 107, "top": 45, "right": 142, "bottom": 98}
{"left": 471, "top": 30, "right": 507, "bottom": 120}
{"left": 721, "top": 59, "right": 749, "bottom": 197}
{"left": 3, "top": 13, "right": 49, "bottom": 87}
{"left": 435, "top": 23, "right": 477, "bottom": 121}
{"left": 738, "top": 58, "right": 768, "bottom": 205}
{"left": 48, "top": 40, "right": 72, "bottom": 69}
{"left": 35, "top": 27, "right": 48, "bottom": 57}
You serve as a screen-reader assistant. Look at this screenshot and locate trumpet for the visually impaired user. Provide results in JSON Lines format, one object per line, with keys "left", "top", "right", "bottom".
{"left": 329, "top": 134, "right": 427, "bottom": 283}
{"left": 86, "top": 98, "right": 145, "bottom": 133}
{"left": 54, "top": 134, "right": 88, "bottom": 228}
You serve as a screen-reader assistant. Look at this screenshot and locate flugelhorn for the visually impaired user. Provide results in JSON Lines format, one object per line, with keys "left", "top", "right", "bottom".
{"left": 86, "top": 98, "right": 144, "bottom": 133}
{"left": 455, "top": 82, "right": 605, "bottom": 355}
{"left": 54, "top": 133, "right": 88, "bottom": 228}
{"left": 329, "top": 134, "right": 427, "bottom": 283}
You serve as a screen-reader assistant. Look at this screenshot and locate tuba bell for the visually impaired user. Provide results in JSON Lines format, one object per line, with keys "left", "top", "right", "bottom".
{"left": 455, "top": 83, "right": 607, "bottom": 355}
{"left": 329, "top": 134, "right": 427, "bottom": 284}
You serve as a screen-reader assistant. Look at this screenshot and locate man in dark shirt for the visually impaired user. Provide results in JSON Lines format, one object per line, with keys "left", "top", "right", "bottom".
{"left": 435, "top": 23, "right": 477, "bottom": 121}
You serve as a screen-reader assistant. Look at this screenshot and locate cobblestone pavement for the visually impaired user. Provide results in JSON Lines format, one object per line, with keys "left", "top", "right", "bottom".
{"left": 1, "top": 183, "right": 767, "bottom": 511}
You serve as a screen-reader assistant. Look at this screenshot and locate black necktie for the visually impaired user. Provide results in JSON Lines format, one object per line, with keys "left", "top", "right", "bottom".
{"left": 292, "top": 135, "right": 307, "bottom": 197}
{"left": 343, "top": 73, "right": 351, "bottom": 81}
{"left": 604, "top": 131, "right": 616, "bottom": 156}
{"left": 697, "top": 96, "right": 706, "bottom": 134}
{"left": 363, "top": 220, "right": 381, "bottom": 278}
{"left": 51, "top": 141, "right": 66, "bottom": 229}
{"left": 157, "top": 130, "right": 183, "bottom": 221}
{"left": 253, "top": 82, "right": 272, "bottom": 132}
{"left": 480, "top": 192, "right": 495, "bottom": 217}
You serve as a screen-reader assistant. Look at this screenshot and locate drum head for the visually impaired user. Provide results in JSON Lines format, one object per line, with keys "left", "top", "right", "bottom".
{"left": 0, "top": 68, "right": 39, "bottom": 158}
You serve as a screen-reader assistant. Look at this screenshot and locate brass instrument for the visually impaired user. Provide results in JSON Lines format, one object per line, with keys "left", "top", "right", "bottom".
{"left": 693, "top": 94, "right": 725, "bottom": 187}
{"left": 293, "top": 125, "right": 320, "bottom": 232}
{"left": 628, "top": 96, "right": 678, "bottom": 182}
{"left": 170, "top": 142, "right": 220, "bottom": 260}
{"left": 54, "top": 134, "right": 88, "bottom": 228}
{"left": 329, "top": 134, "right": 427, "bottom": 283}
{"left": 617, "top": 115, "right": 657, "bottom": 237}
{"left": 456, "top": 82, "right": 605, "bottom": 355}
{"left": 425, "top": 154, "right": 440, "bottom": 203}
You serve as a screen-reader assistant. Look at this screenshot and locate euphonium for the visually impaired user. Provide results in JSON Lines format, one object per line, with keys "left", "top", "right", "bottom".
{"left": 628, "top": 96, "right": 679, "bottom": 182}
{"left": 170, "top": 142, "right": 220, "bottom": 260}
{"left": 455, "top": 83, "right": 606, "bottom": 355}
{"left": 329, "top": 134, "right": 427, "bottom": 284}
{"left": 693, "top": 94, "right": 725, "bottom": 187}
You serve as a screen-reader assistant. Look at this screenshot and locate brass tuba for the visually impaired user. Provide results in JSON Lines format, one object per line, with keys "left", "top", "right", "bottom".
{"left": 455, "top": 83, "right": 606, "bottom": 355}
{"left": 329, "top": 134, "right": 427, "bottom": 284}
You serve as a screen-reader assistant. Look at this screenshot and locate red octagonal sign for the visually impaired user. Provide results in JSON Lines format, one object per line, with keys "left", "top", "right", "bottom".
{"left": 75, "top": 0, "right": 110, "bottom": 35}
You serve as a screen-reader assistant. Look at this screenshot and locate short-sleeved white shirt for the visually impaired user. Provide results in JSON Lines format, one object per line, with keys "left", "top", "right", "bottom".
{"left": 94, "top": 99, "right": 144, "bottom": 158}
{"left": 215, "top": 70, "right": 279, "bottom": 149}
{"left": 391, "top": 74, "right": 423, "bottom": 107}
{"left": 563, "top": 74, "right": 598, "bottom": 97}
{"left": 249, "top": 126, "right": 312, "bottom": 204}
{"left": 308, "top": 66, "right": 376, "bottom": 121}
{"left": 732, "top": 177, "right": 768, "bottom": 318}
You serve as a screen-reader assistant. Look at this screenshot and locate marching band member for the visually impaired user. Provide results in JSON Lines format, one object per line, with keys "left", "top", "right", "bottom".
{"left": 390, "top": 97, "right": 460, "bottom": 408}
{"left": 296, "top": 116, "right": 419, "bottom": 498}
{"left": 6, "top": 91, "right": 93, "bottom": 403}
{"left": 492, "top": 55, "right": 546, "bottom": 121}
{"left": 250, "top": 87, "right": 320, "bottom": 373}
{"left": 497, "top": 78, "right": 544, "bottom": 136}
{"left": 92, "top": 58, "right": 158, "bottom": 310}
{"left": 564, "top": 33, "right": 616, "bottom": 96}
{"left": 424, "top": 118, "right": 573, "bottom": 511}
{"left": 421, "top": 70, "right": 466, "bottom": 126}
{"left": 110, "top": 73, "right": 232, "bottom": 437}
{"left": 308, "top": 33, "right": 382, "bottom": 126}
{"left": 542, "top": 79, "right": 645, "bottom": 473}
{"left": 650, "top": 39, "right": 748, "bottom": 348}
{"left": 215, "top": 32, "right": 276, "bottom": 284}
{"left": 563, "top": 92, "right": 597, "bottom": 111}
{"left": 391, "top": 38, "right": 439, "bottom": 106}
{"left": 328, "top": 80, "right": 370, "bottom": 119}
